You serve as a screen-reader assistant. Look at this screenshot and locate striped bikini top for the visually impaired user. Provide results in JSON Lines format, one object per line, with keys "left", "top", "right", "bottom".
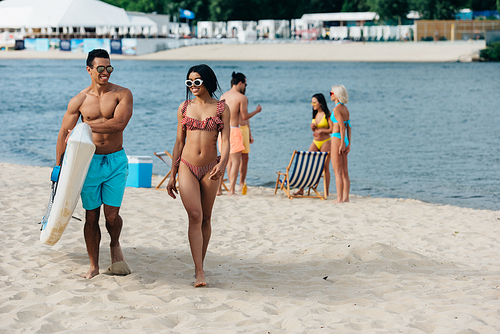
{"left": 181, "top": 99, "right": 225, "bottom": 132}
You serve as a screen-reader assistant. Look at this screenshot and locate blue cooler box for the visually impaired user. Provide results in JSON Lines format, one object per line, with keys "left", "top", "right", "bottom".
{"left": 126, "top": 156, "right": 153, "bottom": 188}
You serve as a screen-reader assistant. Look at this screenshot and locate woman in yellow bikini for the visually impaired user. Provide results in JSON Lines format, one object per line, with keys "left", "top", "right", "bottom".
{"left": 294, "top": 93, "right": 333, "bottom": 196}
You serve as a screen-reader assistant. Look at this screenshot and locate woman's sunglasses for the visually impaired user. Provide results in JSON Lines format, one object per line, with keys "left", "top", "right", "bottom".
{"left": 185, "top": 79, "right": 203, "bottom": 87}
{"left": 329, "top": 91, "right": 334, "bottom": 96}
{"left": 92, "top": 65, "right": 114, "bottom": 73}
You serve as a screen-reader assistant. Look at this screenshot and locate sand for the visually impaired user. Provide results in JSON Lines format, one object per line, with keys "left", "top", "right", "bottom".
{"left": 0, "top": 40, "right": 487, "bottom": 62}
{"left": 1, "top": 162, "right": 499, "bottom": 333}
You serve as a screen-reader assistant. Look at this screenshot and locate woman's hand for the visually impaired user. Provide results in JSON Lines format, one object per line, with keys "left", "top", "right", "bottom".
{"left": 209, "top": 163, "right": 224, "bottom": 181}
{"left": 344, "top": 145, "right": 351, "bottom": 154}
{"left": 310, "top": 123, "right": 316, "bottom": 132}
{"left": 166, "top": 176, "right": 178, "bottom": 199}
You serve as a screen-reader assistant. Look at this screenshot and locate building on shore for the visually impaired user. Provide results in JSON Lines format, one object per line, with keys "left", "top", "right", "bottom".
{"left": 0, "top": 0, "right": 191, "bottom": 39}
{"left": 0, "top": 0, "right": 192, "bottom": 54}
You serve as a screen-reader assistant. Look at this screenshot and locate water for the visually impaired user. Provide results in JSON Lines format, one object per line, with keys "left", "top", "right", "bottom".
{"left": 1, "top": 58, "right": 499, "bottom": 211}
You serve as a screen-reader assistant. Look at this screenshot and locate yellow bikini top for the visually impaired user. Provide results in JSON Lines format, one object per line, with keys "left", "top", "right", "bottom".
{"left": 312, "top": 115, "right": 329, "bottom": 128}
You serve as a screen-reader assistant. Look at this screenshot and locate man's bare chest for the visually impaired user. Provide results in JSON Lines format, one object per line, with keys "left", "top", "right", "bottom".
{"left": 80, "top": 95, "right": 118, "bottom": 120}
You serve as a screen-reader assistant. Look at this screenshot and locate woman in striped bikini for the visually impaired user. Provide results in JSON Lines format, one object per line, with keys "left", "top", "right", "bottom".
{"left": 167, "top": 64, "right": 230, "bottom": 287}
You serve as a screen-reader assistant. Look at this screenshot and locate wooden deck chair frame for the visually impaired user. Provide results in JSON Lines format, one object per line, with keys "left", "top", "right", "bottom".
{"left": 274, "top": 150, "right": 329, "bottom": 200}
{"left": 220, "top": 178, "right": 229, "bottom": 192}
{"left": 154, "top": 150, "right": 174, "bottom": 191}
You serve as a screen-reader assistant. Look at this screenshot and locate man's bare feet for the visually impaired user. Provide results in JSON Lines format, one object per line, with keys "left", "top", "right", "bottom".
{"left": 293, "top": 189, "right": 304, "bottom": 196}
{"left": 79, "top": 267, "right": 99, "bottom": 279}
{"left": 110, "top": 244, "right": 125, "bottom": 264}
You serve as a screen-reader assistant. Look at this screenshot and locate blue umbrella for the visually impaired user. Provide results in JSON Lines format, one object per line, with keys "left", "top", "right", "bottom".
{"left": 180, "top": 9, "right": 195, "bottom": 20}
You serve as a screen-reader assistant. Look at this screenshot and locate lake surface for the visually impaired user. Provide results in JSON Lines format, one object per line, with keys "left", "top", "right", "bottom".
{"left": 0, "top": 58, "right": 499, "bottom": 211}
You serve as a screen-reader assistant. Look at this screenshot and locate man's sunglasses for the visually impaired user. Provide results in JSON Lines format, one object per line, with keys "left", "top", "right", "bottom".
{"left": 92, "top": 65, "right": 114, "bottom": 73}
{"left": 185, "top": 79, "right": 203, "bottom": 87}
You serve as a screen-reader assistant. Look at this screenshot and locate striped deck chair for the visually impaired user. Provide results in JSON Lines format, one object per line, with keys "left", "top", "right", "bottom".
{"left": 154, "top": 150, "right": 174, "bottom": 191}
{"left": 274, "top": 150, "right": 329, "bottom": 200}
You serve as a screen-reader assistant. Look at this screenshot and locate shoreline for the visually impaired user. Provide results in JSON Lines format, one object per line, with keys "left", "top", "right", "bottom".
{"left": 0, "top": 40, "right": 486, "bottom": 62}
{"left": 1, "top": 161, "right": 495, "bottom": 211}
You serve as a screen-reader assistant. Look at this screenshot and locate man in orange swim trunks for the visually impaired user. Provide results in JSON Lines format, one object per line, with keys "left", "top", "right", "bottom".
{"left": 220, "top": 72, "right": 261, "bottom": 195}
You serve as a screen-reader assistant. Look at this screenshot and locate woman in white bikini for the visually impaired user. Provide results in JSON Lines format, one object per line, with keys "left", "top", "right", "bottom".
{"left": 167, "top": 64, "right": 230, "bottom": 287}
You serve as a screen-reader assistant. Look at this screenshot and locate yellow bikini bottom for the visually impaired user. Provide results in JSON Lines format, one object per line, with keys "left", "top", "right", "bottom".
{"left": 313, "top": 137, "right": 331, "bottom": 150}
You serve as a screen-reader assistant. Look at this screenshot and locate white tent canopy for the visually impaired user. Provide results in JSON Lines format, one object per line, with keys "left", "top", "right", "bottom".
{"left": 0, "top": 0, "right": 131, "bottom": 29}
{"left": 128, "top": 14, "right": 157, "bottom": 35}
{"left": 301, "top": 12, "right": 380, "bottom": 23}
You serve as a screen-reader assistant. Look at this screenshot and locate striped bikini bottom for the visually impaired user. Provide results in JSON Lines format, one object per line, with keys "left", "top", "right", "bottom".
{"left": 181, "top": 156, "right": 221, "bottom": 181}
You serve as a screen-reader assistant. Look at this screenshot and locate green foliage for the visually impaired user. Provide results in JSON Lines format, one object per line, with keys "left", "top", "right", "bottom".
{"left": 101, "top": 0, "right": 344, "bottom": 21}
{"left": 368, "top": 0, "right": 410, "bottom": 22}
{"left": 208, "top": 0, "right": 344, "bottom": 21}
{"left": 95, "top": 0, "right": 499, "bottom": 22}
{"left": 342, "top": 0, "right": 371, "bottom": 12}
{"left": 480, "top": 41, "right": 500, "bottom": 60}
{"left": 467, "top": 0, "right": 497, "bottom": 10}
{"left": 101, "top": 0, "right": 167, "bottom": 14}
{"left": 410, "top": 0, "right": 468, "bottom": 19}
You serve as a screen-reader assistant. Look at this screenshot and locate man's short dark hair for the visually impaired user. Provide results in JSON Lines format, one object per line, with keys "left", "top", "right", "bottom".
{"left": 231, "top": 72, "right": 246, "bottom": 86}
{"left": 86, "top": 49, "right": 110, "bottom": 67}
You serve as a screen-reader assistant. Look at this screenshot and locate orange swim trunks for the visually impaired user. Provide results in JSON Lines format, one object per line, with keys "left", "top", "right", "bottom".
{"left": 230, "top": 126, "right": 245, "bottom": 154}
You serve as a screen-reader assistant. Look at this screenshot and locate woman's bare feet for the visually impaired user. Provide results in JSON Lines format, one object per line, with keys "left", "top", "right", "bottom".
{"left": 195, "top": 270, "right": 206, "bottom": 287}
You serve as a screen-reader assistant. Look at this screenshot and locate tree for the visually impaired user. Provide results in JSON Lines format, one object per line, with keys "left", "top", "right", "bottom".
{"left": 102, "top": 0, "right": 167, "bottom": 14}
{"left": 368, "top": 0, "right": 410, "bottom": 23}
{"left": 341, "top": 0, "right": 371, "bottom": 12}
{"left": 410, "top": 0, "right": 468, "bottom": 19}
{"left": 467, "top": 0, "right": 497, "bottom": 10}
{"left": 208, "top": 0, "right": 344, "bottom": 21}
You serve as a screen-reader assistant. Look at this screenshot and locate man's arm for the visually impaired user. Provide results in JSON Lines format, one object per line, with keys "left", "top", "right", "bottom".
{"left": 56, "top": 94, "right": 84, "bottom": 165}
{"left": 89, "top": 88, "right": 133, "bottom": 134}
{"left": 240, "top": 96, "right": 261, "bottom": 120}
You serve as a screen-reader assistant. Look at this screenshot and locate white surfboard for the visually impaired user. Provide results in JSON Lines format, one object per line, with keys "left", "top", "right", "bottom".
{"left": 40, "top": 122, "right": 96, "bottom": 246}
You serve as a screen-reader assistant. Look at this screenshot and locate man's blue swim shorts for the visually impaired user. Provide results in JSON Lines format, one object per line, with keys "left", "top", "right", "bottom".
{"left": 81, "top": 149, "right": 128, "bottom": 210}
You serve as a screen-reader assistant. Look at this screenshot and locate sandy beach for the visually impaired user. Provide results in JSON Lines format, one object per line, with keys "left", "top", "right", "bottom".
{"left": 1, "top": 162, "right": 499, "bottom": 333}
{"left": 0, "top": 40, "right": 487, "bottom": 62}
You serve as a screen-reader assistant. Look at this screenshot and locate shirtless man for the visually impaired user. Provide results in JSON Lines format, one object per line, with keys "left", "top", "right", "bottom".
{"left": 220, "top": 72, "right": 261, "bottom": 195}
{"left": 238, "top": 113, "right": 254, "bottom": 192}
{"left": 56, "top": 49, "right": 133, "bottom": 279}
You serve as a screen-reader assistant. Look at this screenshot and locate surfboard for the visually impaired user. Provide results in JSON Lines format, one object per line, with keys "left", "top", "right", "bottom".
{"left": 40, "top": 122, "right": 95, "bottom": 246}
